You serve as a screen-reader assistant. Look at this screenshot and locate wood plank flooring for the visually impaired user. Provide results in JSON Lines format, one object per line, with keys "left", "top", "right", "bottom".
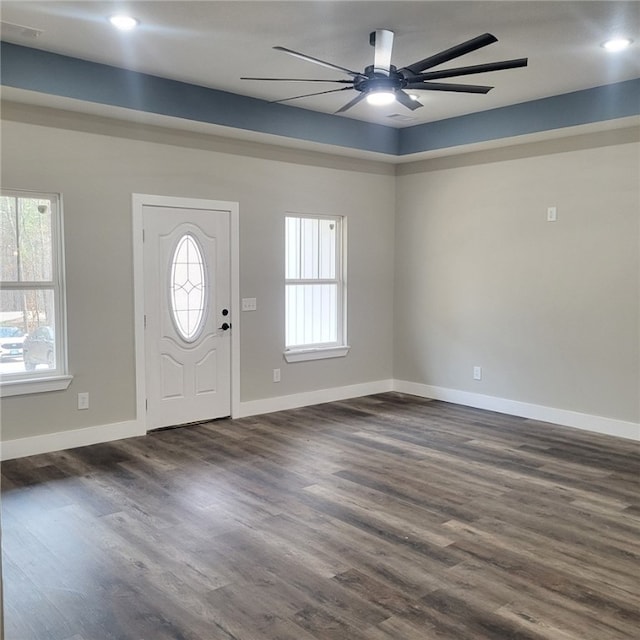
{"left": 1, "top": 393, "right": 639, "bottom": 640}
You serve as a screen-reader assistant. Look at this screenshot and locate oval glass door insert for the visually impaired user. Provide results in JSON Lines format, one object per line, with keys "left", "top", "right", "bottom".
{"left": 169, "top": 233, "right": 207, "bottom": 342}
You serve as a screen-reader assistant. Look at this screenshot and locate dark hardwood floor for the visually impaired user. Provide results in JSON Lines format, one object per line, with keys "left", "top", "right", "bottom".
{"left": 1, "top": 393, "right": 639, "bottom": 640}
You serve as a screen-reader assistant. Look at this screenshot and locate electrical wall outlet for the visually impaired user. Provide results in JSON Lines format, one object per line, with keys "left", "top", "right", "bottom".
{"left": 547, "top": 206, "right": 557, "bottom": 222}
{"left": 473, "top": 366, "right": 482, "bottom": 381}
{"left": 77, "top": 392, "right": 89, "bottom": 410}
{"left": 273, "top": 368, "right": 281, "bottom": 383}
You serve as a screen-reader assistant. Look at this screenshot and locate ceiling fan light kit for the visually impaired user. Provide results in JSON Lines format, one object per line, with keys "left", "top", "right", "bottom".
{"left": 108, "top": 14, "right": 139, "bottom": 31}
{"left": 601, "top": 37, "right": 633, "bottom": 52}
{"left": 242, "top": 29, "right": 528, "bottom": 114}
{"left": 366, "top": 90, "right": 396, "bottom": 106}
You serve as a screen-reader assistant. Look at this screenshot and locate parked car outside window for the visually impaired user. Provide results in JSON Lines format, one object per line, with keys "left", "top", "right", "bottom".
{"left": 0, "top": 327, "right": 26, "bottom": 361}
{"left": 23, "top": 326, "right": 55, "bottom": 371}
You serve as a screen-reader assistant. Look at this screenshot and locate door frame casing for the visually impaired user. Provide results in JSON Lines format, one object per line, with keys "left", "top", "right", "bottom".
{"left": 132, "top": 193, "right": 240, "bottom": 430}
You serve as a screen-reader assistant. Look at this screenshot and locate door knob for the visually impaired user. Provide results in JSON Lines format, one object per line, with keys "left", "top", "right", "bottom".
{"left": 219, "top": 322, "right": 231, "bottom": 331}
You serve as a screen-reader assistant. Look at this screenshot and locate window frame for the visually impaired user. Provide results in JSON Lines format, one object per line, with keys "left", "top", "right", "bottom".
{"left": 284, "top": 213, "right": 350, "bottom": 363}
{"left": 0, "top": 189, "right": 71, "bottom": 396}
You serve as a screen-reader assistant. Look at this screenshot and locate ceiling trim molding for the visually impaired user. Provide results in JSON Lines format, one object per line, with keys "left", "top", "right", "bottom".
{"left": 396, "top": 123, "right": 640, "bottom": 175}
{"left": 0, "top": 100, "right": 396, "bottom": 175}
{"left": 1, "top": 42, "right": 639, "bottom": 158}
{"left": 0, "top": 42, "right": 398, "bottom": 155}
{"left": 398, "top": 78, "right": 640, "bottom": 155}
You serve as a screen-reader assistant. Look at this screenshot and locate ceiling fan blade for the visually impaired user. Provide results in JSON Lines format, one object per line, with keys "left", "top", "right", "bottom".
{"left": 274, "top": 46, "right": 360, "bottom": 77}
{"left": 335, "top": 92, "right": 367, "bottom": 114}
{"left": 269, "top": 86, "right": 353, "bottom": 104}
{"left": 405, "top": 58, "right": 528, "bottom": 82}
{"left": 405, "top": 82, "right": 494, "bottom": 94}
{"left": 371, "top": 29, "right": 394, "bottom": 76}
{"left": 400, "top": 33, "right": 498, "bottom": 75}
{"left": 241, "top": 77, "right": 354, "bottom": 83}
{"left": 394, "top": 90, "right": 423, "bottom": 111}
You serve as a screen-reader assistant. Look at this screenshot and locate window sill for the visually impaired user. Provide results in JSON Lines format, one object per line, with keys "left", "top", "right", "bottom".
{"left": 0, "top": 374, "right": 73, "bottom": 397}
{"left": 284, "top": 345, "right": 351, "bottom": 363}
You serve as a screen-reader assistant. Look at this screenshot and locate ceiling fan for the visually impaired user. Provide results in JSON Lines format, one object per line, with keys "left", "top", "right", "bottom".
{"left": 242, "top": 30, "right": 528, "bottom": 114}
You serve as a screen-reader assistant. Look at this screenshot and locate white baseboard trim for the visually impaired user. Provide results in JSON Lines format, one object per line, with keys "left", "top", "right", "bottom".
{"left": 237, "top": 379, "right": 395, "bottom": 418}
{"left": 2, "top": 379, "right": 637, "bottom": 460}
{"left": 0, "top": 419, "right": 146, "bottom": 461}
{"left": 393, "top": 380, "right": 640, "bottom": 442}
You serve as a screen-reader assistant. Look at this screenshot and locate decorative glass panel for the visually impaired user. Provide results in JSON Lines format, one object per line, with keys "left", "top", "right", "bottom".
{"left": 169, "top": 234, "right": 207, "bottom": 342}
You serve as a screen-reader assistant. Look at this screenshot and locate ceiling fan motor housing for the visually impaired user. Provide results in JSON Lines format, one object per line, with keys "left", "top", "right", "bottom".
{"left": 356, "top": 65, "right": 407, "bottom": 95}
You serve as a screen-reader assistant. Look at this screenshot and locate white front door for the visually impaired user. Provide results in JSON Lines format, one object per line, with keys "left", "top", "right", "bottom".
{"left": 143, "top": 205, "right": 230, "bottom": 429}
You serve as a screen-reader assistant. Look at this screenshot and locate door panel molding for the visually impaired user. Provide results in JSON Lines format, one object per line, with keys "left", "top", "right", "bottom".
{"left": 132, "top": 193, "right": 240, "bottom": 431}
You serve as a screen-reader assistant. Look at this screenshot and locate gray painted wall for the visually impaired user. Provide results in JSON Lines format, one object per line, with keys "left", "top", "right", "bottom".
{"left": 394, "top": 130, "right": 640, "bottom": 423}
{"left": 1, "top": 105, "right": 638, "bottom": 446}
{"left": 0, "top": 110, "right": 396, "bottom": 441}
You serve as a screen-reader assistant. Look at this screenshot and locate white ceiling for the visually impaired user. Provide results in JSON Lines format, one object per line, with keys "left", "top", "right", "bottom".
{"left": 1, "top": 1, "right": 639, "bottom": 129}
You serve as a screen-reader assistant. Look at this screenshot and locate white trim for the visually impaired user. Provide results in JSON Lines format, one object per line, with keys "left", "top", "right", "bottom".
{"left": 230, "top": 207, "right": 241, "bottom": 418}
{"left": 393, "top": 380, "right": 640, "bottom": 442}
{"left": 0, "top": 374, "right": 72, "bottom": 397}
{"left": 236, "top": 379, "right": 394, "bottom": 418}
{"left": 0, "top": 419, "right": 145, "bottom": 461}
{"left": 2, "top": 379, "right": 636, "bottom": 459}
{"left": 131, "top": 193, "right": 241, "bottom": 430}
{"left": 284, "top": 345, "right": 351, "bottom": 363}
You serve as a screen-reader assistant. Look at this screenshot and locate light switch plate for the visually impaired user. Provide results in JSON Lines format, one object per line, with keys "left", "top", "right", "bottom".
{"left": 242, "top": 297, "right": 257, "bottom": 311}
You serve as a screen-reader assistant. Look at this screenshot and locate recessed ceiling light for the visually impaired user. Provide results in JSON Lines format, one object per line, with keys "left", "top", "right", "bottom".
{"left": 366, "top": 91, "right": 396, "bottom": 106}
{"left": 109, "top": 15, "right": 139, "bottom": 31}
{"left": 601, "top": 38, "right": 633, "bottom": 52}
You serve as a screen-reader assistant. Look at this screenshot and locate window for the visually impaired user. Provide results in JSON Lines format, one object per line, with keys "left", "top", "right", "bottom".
{"left": 0, "top": 190, "right": 70, "bottom": 395}
{"left": 284, "top": 214, "right": 349, "bottom": 362}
